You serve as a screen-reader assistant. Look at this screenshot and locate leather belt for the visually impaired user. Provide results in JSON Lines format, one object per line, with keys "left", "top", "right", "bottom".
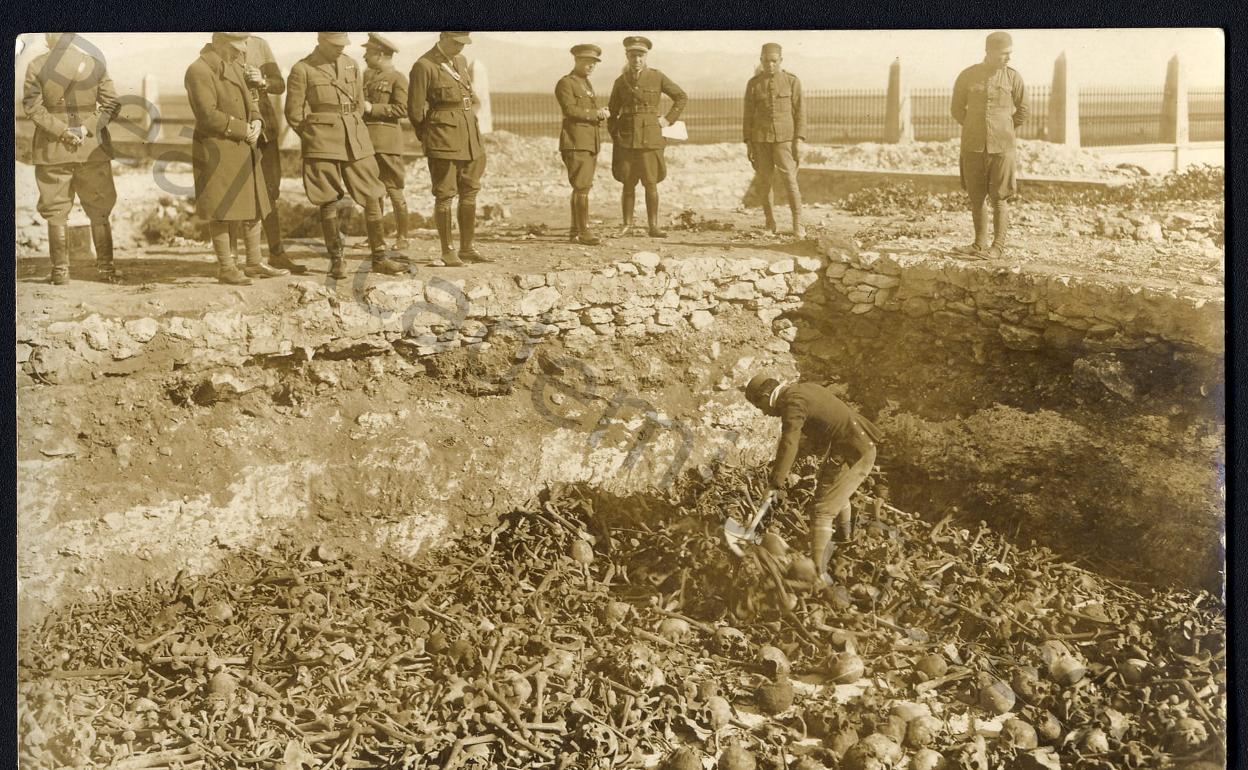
{"left": 309, "top": 103, "right": 356, "bottom": 115}
{"left": 432, "top": 98, "right": 473, "bottom": 110}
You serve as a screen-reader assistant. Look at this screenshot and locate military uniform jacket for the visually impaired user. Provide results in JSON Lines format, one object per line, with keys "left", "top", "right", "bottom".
{"left": 607, "top": 67, "right": 687, "bottom": 150}
{"left": 768, "top": 383, "right": 883, "bottom": 489}
{"left": 22, "top": 42, "right": 119, "bottom": 166}
{"left": 555, "top": 73, "right": 601, "bottom": 153}
{"left": 243, "top": 35, "right": 285, "bottom": 143}
{"left": 285, "top": 48, "right": 375, "bottom": 161}
{"left": 408, "top": 45, "right": 483, "bottom": 161}
{"left": 743, "top": 70, "right": 805, "bottom": 143}
{"left": 951, "top": 63, "right": 1027, "bottom": 155}
{"left": 363, "top": 66, "right": 409, "bottom": 155}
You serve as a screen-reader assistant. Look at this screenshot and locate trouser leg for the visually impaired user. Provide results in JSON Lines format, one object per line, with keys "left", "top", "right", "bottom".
{"left": 990, "top": 197, "right": 1009, "bottom": 251}
{"left": 785, "top": 170, "right": 804, "bottom": 237}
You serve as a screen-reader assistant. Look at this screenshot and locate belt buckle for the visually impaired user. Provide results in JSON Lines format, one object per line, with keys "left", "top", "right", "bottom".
{"left": 462, "top": 96, "right": 472, "bottom": 110}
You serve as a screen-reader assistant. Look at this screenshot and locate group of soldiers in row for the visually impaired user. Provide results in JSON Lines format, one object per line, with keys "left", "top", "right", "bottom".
{"left": 22, "top": 30, "right": 1025, "bottom": 285}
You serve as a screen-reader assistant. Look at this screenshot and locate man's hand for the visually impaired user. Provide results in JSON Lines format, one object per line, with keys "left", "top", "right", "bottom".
{"left": 60, "top": 127, "right": 85, "bottom": 147}
{"left": 245, "top": 120, "right": 262, "bottom": 145}
{"left": 596, "top": 107, "right": 610, "bottom": 121}
{"left": 792, "top": 138, "right": 803, "bottom": 165}
{"left": 658, "top": 116, "right": 670, "bottom": 128}
{"left": 245, "top": 65, "right": 265, "bottom": 88}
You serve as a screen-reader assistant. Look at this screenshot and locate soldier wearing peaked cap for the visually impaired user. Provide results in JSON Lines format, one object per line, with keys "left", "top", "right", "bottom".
{"left": 408, "top": 32, "right": 492, "bottom": 267}
{"left": 556, "top": 44, "right": 610, "bottom": 246}
{"left": 607, "top": 36, "right": 687, "bottom": 238}
{"left": 286, "top": 32, "right": 404, "bottom": 279}
{"left": 186, "top": 32, "right": 285, "bottom": 285}
{"left": 743, "top": 374, "right": 884, "bottom": 585}
{"left": 242, "top": 33, "right": 306, "bottom": 274}
{"left": 362, "top": 33, "right": 413, "bottom": 254}
{"left": 744, "top": 42, "right": 806, "bottom": 239}
{"left": 951, "top": 31, "right": 1027, "bottom": 260}
{"left": 22, "top": 33, "right": 122, "bottom": 285}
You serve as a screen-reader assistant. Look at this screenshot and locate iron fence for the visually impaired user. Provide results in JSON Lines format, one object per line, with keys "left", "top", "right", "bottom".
{"left": 1078, "top": 87, "right": 1165, "bottom": 146}
{"left": 911, "top": 85, "right": 1050, "bottom": 141}
{"left": 1189, "top": 87, "right": 1224, "bottom": 142}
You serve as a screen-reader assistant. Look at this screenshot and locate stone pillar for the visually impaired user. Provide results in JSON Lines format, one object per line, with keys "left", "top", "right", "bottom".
{"left": 472, "top": 58, "right": 493, "bottom": 134}
{"left": 1047, "top": 52, "right": 1080, "bottom": 147}
{"left": 883, "top": 58, "right": 912, "bottom": 143}
{"left": 1161, "top": 54, "right": 1188, "bottom": 144}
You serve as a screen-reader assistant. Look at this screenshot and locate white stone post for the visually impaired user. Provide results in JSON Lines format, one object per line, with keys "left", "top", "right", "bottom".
{"left": 472, "top": 58, "right": 493, "bottom": 134}
{"left": 883, "top": 58, "right": 912, "bottom": 143}
{"left": 1161, "top": 54, "right": 1188, "bottom": 145}
{"left": 1047, "top": 52, "right": 1080, "bottom": 147}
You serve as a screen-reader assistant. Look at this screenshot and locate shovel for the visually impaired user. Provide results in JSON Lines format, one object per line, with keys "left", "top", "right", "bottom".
{"left": 723, "top": 490, "right": 776, "bottom": 556}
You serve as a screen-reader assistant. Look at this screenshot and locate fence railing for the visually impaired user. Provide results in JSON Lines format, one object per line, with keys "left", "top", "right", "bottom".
{"left": 1189, "top": 86, "right": 1225, "bottom": 142}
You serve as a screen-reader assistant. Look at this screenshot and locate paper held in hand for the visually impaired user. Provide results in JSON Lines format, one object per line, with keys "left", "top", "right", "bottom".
{"left": 661, "top": 120, "right": 688, "bottom": 141}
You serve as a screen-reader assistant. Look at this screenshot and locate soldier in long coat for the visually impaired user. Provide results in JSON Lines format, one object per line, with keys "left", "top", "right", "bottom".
{"left": 362, "top": 33, "right": 412, "bottom": 253}
{"left": 408, "top": 32, "right": 492, "bottom": 266}
{"left": 185, "top": 32, "right": 281, "bottom": 285}
{"left": 243, "top": 33, "right": 306, "bottom": 273}
{"left": 286, "top": 32, "right": 403, "bottom": 279}
{"left": 607, "top": 36, "right": 686, "bottom": 238}
{"left": 555, "top": 44, "right": 610, "bottom": 246}
{"left": 22, "top": 33, "right": 121, "bottom": 284}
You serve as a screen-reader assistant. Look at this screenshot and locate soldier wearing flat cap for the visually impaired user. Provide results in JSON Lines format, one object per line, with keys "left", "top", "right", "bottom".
{"left": 185, "top": 32, "right": 284, "bottom": 285}
{"left": 607, "top": 36, "right": 687, "bottom": 238}
{"left": 744, "top": 42, "right": 806, "bottom": 238}
{"left": 951, "top": 31, "right": 1028, "bottom": 259}
{"left": 363, "top": 33, "right": 413, "bottom": 254}
{"left": 22, "top": 33, "right": 122, "bottom": 284}
{"left": 556, "top": 44, "right": 610, "bottom": 246}
{"left": 408, "top": 32, "right": 492, "bottom": 267}
{"left": 286, "top": 32, "right": 404, "bottom": 279}
{"left": 242, "top": 34, "right": 306, "bottom": 274}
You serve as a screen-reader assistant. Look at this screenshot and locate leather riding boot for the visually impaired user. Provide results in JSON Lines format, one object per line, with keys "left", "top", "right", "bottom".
{"left": 267, "top": 206, "right": 307, "bottom": 274}
{"left": 644, "top": 186, "right": 666, "bottom": 238}
{"left": 91, "top": 221, "right": 122, "bottom": 283}
{"left": 389, "top": 189, "right": 410, "bottom": 249}
{"left": 47, "top": 223, "right": 70, "bottom": 285}
{"left": 320, "top": 206, "right": 347, "bottom": 279}
{"left": 620, "top": 187, "right": 636, "bottom": 236}
{"left": 367, "top": 216, "right": 404, "bottom": 275}
{"left": 434, "top": 204, "right": 462, "bottom": 266}
{"left": 242, "top": 220, "right": 289, "bottom": 278}
{"left": 212, "top": 222, "right": 252, "bottom": 285}
{"left": 568, "top": 195, "right": 579, "bottom": 242}
{"left": 576, "top": 193, "right": 600, "bottom": 245}
{"left": 458, "top": 202, "right": 492, "bottom": 263}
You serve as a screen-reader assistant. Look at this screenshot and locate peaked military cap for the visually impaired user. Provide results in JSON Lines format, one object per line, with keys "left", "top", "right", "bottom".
{"left": 985, "top": 31, "right": 1013, "bottom": 50}
{"left": 364, "top": 32, "right": 399, "bottom": 54}
{"left": 441, "top": 32, "right": 473, "bottom": 44}
{"left": 623, "top": 35, "right": 652, "bottom": 52}
{"left": 214, "top": 32, "right": 250, "bottom": 50}
{"left": 318, "top": 32, "right": 350, "bottom": 45}
{"left": 571, "top": 43, "right": 603, "bottom": 61}
{"left": 760, "top": 42, "right": 782, "bottom": 56}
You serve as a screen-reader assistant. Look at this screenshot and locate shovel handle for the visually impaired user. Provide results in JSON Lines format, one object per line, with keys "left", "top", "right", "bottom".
{"left": 745, "top": 491, "right": 775, "bottom": 534}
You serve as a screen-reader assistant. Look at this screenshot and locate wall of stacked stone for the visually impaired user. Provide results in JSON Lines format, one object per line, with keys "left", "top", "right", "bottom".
{"left": 16, "top": 252, "right": 825, "bottom": 386}
{"left": 793, "top": 235, "right": 1223, "bottom": 358}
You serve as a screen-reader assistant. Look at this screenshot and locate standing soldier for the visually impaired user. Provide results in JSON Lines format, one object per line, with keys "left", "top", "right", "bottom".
{"left": 951, "top": 31, "right": 1027, "bottom": 259}
{"left": 743, "top": 43, "right": 806, "bottom": 239}
{"left": 286, "top": 32, "right": 404, "bottom": 279}
{"left": 555, "top": 44, "right": 610, "bottom": 246}
{"left": 185, "top": 32, "right": 281, "bottom": 285}
{"left": 362, "top": 33, "right": 412, "bottom": 253}
{"left": 22, "top": 33, "right": 121, "bottom": 284}
{"left": 408, "top": 32, "right": 492, "bottom": 267}
{"left": 607, "top": 36, "right": 687, "bottom": 238}
{"left": 243, "top": 33, "right": 306, "bottom": 274}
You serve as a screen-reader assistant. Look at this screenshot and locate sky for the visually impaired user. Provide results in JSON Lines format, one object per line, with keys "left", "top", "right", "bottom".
{"left": 13, "top": 29, "right": 1224, "bottom": 96}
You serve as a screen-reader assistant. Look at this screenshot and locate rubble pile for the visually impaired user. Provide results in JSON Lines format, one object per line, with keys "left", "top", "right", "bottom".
{"left": 1089, "top": 208, "right": 1222, "bottom": 248}
{"left": 802, "top": 140, "right": 1136, "bottom": 181}
{"left": 17, "top": 462, "right": 1225, "bottom": 770}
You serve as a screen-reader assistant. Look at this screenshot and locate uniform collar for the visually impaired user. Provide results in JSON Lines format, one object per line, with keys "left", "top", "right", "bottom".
{"left": 768, "top": 381, "right": 787, "bottom": 409}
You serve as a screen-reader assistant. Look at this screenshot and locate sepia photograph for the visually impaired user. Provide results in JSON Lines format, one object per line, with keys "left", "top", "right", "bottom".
{"left": 13, "top": 28, "right": 1227, "bottom": 769}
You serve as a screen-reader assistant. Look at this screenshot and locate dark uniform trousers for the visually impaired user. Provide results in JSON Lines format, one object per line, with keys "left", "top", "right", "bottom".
{"left": 23, "top": 44, "right": 119, "bottom": 226}
{"left": 744, "top": 70, "right": 805, "bottom": 215}
{"left": 409, "top": 46, "right": 486, "bottom": 206}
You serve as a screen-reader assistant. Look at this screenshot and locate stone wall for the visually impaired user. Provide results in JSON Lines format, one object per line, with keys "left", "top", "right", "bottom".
{"left": 17, "top": 251, "right": 825, "bottom": 386}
